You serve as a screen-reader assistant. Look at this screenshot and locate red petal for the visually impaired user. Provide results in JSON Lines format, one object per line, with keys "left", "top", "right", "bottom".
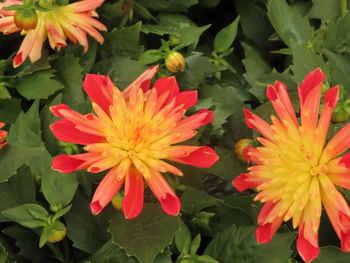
{"left": 169, "top": 146, "right": 219, "bottom": 168}
{"left": 147, "top": 171, "right": 180, "bottom": 216}
{"left": 175, "top": 109, "right": 214, "bottom": 132}
{"left": 324, "top": 86, "right": 340, "bottom": 108}
{"left": 243, "top": 109, "right": 275, "bottom": 141}
{"left": 13, "top": 52, "right": 23, "bottom": 68}
{"left": 122, "top": 171, "right": 144, "bottom": 219}
{"left": 256, "top": 218, "right": 283, "bottom": 244}
{"left": 175, "top": 90, "right": 198, "bottom": 110}
{"left": 153, "top": 76, "right": 180, "bottom": 108}
{"left": 123, "top": 65, "right": 159, "bottom": 95}
{"left": 90, "top": 167, "right": 124, "bottom": 215}
{"left": 341, "top": 230, "right": 350, "bottom": 251}
{"left": 50, "top": 120, "right": 105, "bottom": 145}
{"left": 297, "top": 228, "right": 320, "bottom": 263}
{"left": 51, "top": 153, "right": 102, "bottom": 173}
{"left": 50, "top": 104, "right": 71, "bottom": 118}
{"left": 83, "top": 74, "right": 114, "bottom": 116}
{"left": 232, "top": 173, "right": 258, "bottom": 192}
{"left": 299, "top": 68, "right": 325, "bottom": 103}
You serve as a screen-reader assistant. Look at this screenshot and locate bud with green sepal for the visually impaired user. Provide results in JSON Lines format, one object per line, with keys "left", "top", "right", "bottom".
{"left": 111, "top": 191, "right": 124, "bottom": 211}
{"left": 14, "top": 8, "right": 38, "bottom": 30}
{"left": 234, "top": 138, "right": 254, "bottom": 163}
{"left": 165, "top": 51, "right": 186, "bottom": 73}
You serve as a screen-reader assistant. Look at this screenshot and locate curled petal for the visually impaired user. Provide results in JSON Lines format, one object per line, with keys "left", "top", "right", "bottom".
{"left": 90, "top": 167, "right": 124, "bottom": 215}
{"left": 147, "top": 171, "right": 180, "bottom": 216}
{"left": 169, "top": 146, "right": 219, "bottom": 168}
{"left": 122, "top": 170, "right": 144, "bottom": 219}
{"left": 243, "top": 109, "right": 275, "bottom": 141}
{"left": 297, "top": 225, "right": 320, "bottom": 263}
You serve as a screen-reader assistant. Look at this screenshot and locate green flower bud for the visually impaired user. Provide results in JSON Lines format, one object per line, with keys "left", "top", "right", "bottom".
{"left": 47, "top": 221, "right": 66, "bottom": 243}
{"left": 332, "top": 109, "right": 350, "bottom": 123}
{"left": 165, "top": 51, "right": 185, "bottom": 73}
{"left": 14, "top": 9, "right": 38, "bottom": 30}
{"left": 234, "top": 139, "right": 254, "bottom": 163}
{"left": 111, "top": 191, "right": 124, "bottom": 211}
{"left": 38, "top": 0, "right": 54, "bottom": 9}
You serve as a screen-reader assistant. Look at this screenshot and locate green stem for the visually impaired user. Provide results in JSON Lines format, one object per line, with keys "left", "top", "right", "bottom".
{"left": 47, "top": 243, "right": 65, "bottom": 263}
{"left": 341, "top": 0, "right": 347, "bottom": 16}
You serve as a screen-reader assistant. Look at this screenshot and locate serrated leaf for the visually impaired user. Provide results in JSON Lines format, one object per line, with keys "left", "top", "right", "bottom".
{"left": 267, "top": 0, "right": 313, "bottom": 47}
{"left": 2, "top": 204, "right": 48, "bottom": 228}
{"left": 324, "top": 11, "right": 350, "bottom": 54}
{"left": 0, "top": 99, "right": 21, "bottom": 124}
{"left": 181, "top": 187, "right": 217, "bottom": 214}
{"left": 52, "top": 55, "right": 85, "bottom": 106}
{"left": 109, "top": 203, "right": 180, "bottom": 263}
{"left": 15, "top": 70, "right": 63, "bottom": 99}
{"left": 313, "top": 246, "right": 350, "bottom": 262}
{"left": 214, "top": 16, "right": 240, "bottom": 52}
{"left": 0, "top": 166, "right": 36, "bottom": 222}
{"left": 87, "top": 241, "right": 137, "bottom": 263}
{"left": 205, "top": 225, "right": 297, "bottom": 263}
{"left": 177, "top": 25, "right": 211, "bottom": 48}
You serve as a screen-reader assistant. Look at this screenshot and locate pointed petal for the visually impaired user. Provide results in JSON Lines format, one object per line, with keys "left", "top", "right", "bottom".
{"left": 123, "top": 65, "right": 159, "bottom": 96}
{"left": 232, "top": 173, "right": 258, "bottom": 192}
{"left": 297, "top": 226, "right": 320, "bottom": 263}
{"left": 122, "top": 170, "right": 144, "bottom": 219}
{"left": 147, "top": 171, "right": 180, "bottom": 216}
{"left": 256, "top": 218, "right": 283, "bottom": 244}
{"left": 90, "top": 167, "right": 124, "bottom": 214}
{"left": 51, "top": 153, "right": 102, "bottom": 173}
{"left": 83, "top": 74, "right": 114, "bottom": 116}
{"left": 174, "top": 109, "right": 213, "bottom": 133}
{"left": 168, "top": 146, "right": 219, "bottom": 168}
{"left": 175, "top": 90, "right": 198, "bottom": 110}
{"left": 243, "top": 109, "right": 275, "bottom": 141}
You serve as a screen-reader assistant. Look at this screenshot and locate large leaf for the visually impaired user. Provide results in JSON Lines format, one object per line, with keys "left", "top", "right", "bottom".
{"left": 181, "top": 187, "right": 217, "bottom": 214}
{"left": 0, "top": 166, "right": 36, "bottom": 222}
{"left": 0, "top": 99, "right": 21, "bottom": 124}
{"left": 139, "top": 0, "right": 197, "bottom": 12}
{"left": 15, "top": 70, "right": 63, "bottom": 99}
{"left": 267, "top": 0, "right": 313, "bottom": 47}
{"left": 205, "top": 225, "right": 297, "bottom": 263}
{"left": 214, "top": 16, "right": 240, "bottom": 52}
{"left": 109, "top": 203, "right": 180, "bottom": 263}
{"left": 313, "top": 246, "right": 350, "bottom": 262}
{"left": 87, "top": 241, "right": 137, "bottom": 263}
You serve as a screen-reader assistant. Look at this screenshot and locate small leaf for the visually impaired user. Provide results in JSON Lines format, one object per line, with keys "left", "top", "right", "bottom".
{"left": 175, "top": 219, "right": 191, "bottom": 254}
{"left": 139, "top": 49, "right": 162, "bottom": 65}
{"left": 177, "top": 25, "right": 211, "bottom": 48}
{"left": 214, "top": 16, "right": 240, "bottom": 53}
{"left": 109, "top": 203, "right": 180, "bottom": 263}
{"left": 52, "top": 205, "right": 72, "bottom": 222}
{"left": 2, "top": 204, "right": 49, "bottom": 228}
{"left": 190, "top": 234, "right": 201, "bottom": 255}
{"left": 15, "top": 70, "right": 63, "bottom": 99}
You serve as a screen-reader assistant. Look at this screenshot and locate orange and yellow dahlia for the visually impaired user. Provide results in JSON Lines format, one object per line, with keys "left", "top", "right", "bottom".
{"left": 232, "top": 68, "right": 350, "bottom": 262}
{"left": 0, "top": 122, "right": 8, "bottom": 149}
{"left": 50, "top": 66, "right": 219, "bottom": 219}
{"left": 0, "top": 0, "right": 106, "bottom": 67}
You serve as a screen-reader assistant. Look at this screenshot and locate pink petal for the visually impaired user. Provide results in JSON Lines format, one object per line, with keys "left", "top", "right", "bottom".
{"left": 232, "top": 173, "right": 258, "bottom": 192}
{"left": 51, "top": 153, "right": 102, "bottom": 173}
{"left": 146, "top": 171, "right": 180, "bottom": 216}
{"left": 169, "top": 146, "right": 218, "bottom": 168}
{"left": 122, "top": 170, "right": 144, "bottom": 219}
{"left": 83, "top": 74, "right": 114, "bottom": 116}
{"left": 90, "top": 167, "right": 124, "bottom": 215}
{"left": 50, "top": 120, "right": 105, "bottom": 145}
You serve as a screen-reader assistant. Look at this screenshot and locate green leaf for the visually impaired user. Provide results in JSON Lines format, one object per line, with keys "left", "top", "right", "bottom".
{"left": 313, "top": 246, "right": 350, "bottom": 262}
{"left": 15, "top": 70, "right": 63, "bottom": 99}
{"left": 177, "top": 25, "right": 211, "bottom": 48}
{"left": 2, "top": 204, "right": 48, "bottom": 228}
{"left": 103, "top": 22, "right": 142, "bottom": 58}
{"left": 109, "top": 203, "right": 180, "bottom": 263}
{"left": 88, "top": 241, "right": 137, "bottom": 263}
{"left": 52, "top": 205, "right": 71, "bottom": 221}
{"left": 214, "top": 16, "right": 240, "bottom": 53}
{"left": 0, "top": 145, "right": 43, "bottom": 182}
{"left": 205, "top": 225, "right": 297, "bottom": 263}
{"left": 291, "top": 44, "right": 329, "bottom": 83}
{"left": 0, "top": 83, "right": 10, "bottom": 99}
{"left": 52, "top": 54, "right": 85, "bottom": 106}
{"left": 175, "top": 219, "right": 191, "bottom": 254}
{"left": 308, "top": 0, "right": 341, "bottom": 20}
{"left": 139, "top": 0, "right": 198, "bottom": 12}
{"left": 139, "top": 49, "right": 162, "bottom": 65}
{"left": 324, "top": 12, "right": 350, "bottom": 54}
{"left": 190, "top": 234, "right": 201, "bottom": 255}
{"left": 0, "top": 99, "right": 21, "bottom": 124}
{"left": 267, "top": 0, "right": 314, "bottom": 47}
{"left": 0, "top": 166, "right": 36, "bottom": 222}
{"left": 65, "top": 189, "right": 112, "bottom": 254}
{"left": 7, "top": 101, "right": 41, "bottom": 148}
{"left": 181, "top": 187, "right": 217, "bottom": 214}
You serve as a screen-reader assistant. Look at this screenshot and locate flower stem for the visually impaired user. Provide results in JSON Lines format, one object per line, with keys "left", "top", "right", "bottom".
{"left": 341, "top": 0, "right": 348, "bottom": 16}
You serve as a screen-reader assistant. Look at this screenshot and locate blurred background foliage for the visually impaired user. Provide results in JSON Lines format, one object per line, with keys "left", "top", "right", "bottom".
{"left": 1, "top": 0, "right": 350, "bottom": 262}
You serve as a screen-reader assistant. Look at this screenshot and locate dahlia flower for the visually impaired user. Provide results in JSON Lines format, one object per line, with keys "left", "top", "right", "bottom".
{"left": 232, "top": 68, "right": 350, "bottom": 262}
{"left": 0, "top": 122, "right": 7, "bottom": 149}
{"left": 51, "top": 66, "right": 219, "bottom": 219}
{"left": 0, "top": 0, "right": 106, "bottom": 67}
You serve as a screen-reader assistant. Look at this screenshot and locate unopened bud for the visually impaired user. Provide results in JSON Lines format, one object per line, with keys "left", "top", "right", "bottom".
{"left": 111, "top": 192, "right": 124, "bottom": 211}
{"left": 332, "top": 109, "right": 349, "bottom": 123}
{"left": 47, "top": 221, "right": 67, "bottom": 243}
{"left": 165, "top": 51, "right": 185, "bottom": 73}
{"left": 234, "top": 139, "right": 254, "bottom": 163}
{"left": 14, "top": 9, "right": 38, "bottom": 30}
{"left": 38, "top": 0, "right": 54, "bottom": 9}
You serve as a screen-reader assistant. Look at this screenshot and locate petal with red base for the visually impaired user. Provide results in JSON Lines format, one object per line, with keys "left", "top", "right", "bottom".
{"left": 50, "top": 120, "right": 106, "bottom": 145}
{"left": 123, "top": 65, "right": 159, "bottom": 95}
{"left": 256, "top": 217, "right": 283, "bottom": 244}
{"left": 232, "top": 173, "right": 258, "bottom": 192}
{"left": 169, "top": 146, "right": 219, "bottom": 168}
{"left": 147, "top": 171, "right": 180, "bottom": 216}
{"left": 122, "top": 170, "right": 144, "bottom": 219}
{"left": 90, "top": 167, "right": 124, "bottom": 215}
{"left": 297, "top": 226, "right": 320, "bottom": 263}
{"left": 174, "top": 109, "right": 213, "bottom": 132}
{"left": 83, "top": 74, "right": 114, "bottom": 116}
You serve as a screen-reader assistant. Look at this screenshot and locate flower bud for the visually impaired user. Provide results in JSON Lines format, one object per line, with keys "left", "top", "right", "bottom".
{"left": 332, "top": 109, "right": 350, "bottom": 123}
{"left": 234, "top": 139, "right": 254, "bottom": 163}
{"left": 38, "top": 0, "right": 54, "bottom": 9}
{"left": 14, "top": 9, "right": 38, "bottom": 30}
{"left": 47, "top": 221, "right": 67, "bottom": 243}
{"left": 165, "top": 51, "right": 185, "bottom": 73}
{"left": 111, "top": 192, "right": 124, "bottom": 211}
